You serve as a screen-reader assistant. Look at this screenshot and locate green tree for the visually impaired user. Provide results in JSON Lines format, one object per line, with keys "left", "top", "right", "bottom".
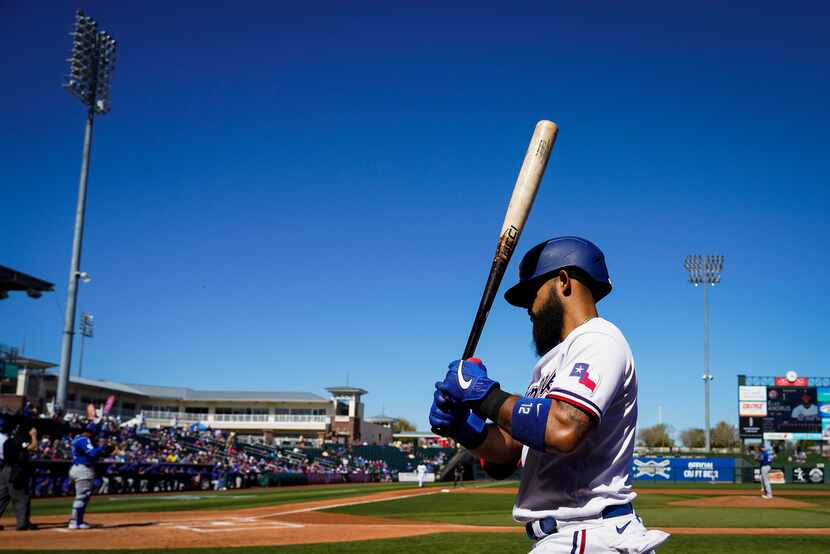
{"left": 391, "top": 417, "right": 416, "bottom": 433}
{"left": 710, "top": 420, "right": 740, "bottom": 449}
{"left": 680, "top": 428, "right": 705, "bottom": 448}
{"left": 637, "top": 423, "right": 675, "bottom": 448}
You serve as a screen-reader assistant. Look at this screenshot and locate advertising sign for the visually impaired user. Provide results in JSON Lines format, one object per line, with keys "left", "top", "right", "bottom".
{"left": 739, "top": 401, "right": 767, "bottom": 416}
{"left": 791, "top": 433, "right": 823, "bottom": 441}
{"left": 791, "top": 466, "right": 825, "bottom": 484}
{"left": 739, "top": 386, "right": 767, "bottom": 401}
{"left": 754, "top": 467, "right": 786, "bottom": 484}
{"left": 632, "top": 458, "right": 734, "bottom": 482}
{"left": 818, "top": 388, "right": 830, "bottom": 433}
{"left": 397, "top": 472, "right": 435, "bottom": 483}
{"left": 739, "top": 416, "right": 762, "bottom": 438}
{"left": 775, "top": 375, "right": 809, "bottom": 386}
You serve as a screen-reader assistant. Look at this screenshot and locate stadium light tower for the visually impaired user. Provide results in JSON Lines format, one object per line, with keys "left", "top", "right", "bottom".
{"left": 78, "top": 312, "right": 94, "bottom": 378}
{"left": 684, "top": 254, "right": 724, "bottom": 452}
{"left": 56, "top": 10, "right": 117, "bottom": 412}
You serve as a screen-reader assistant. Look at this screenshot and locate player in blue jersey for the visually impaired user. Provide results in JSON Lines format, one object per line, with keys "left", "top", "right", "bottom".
{"left": 757, "top": 444, "right": 774, "bottom": 499}
{"left": 68, "top": 423, "right": 113, "bottom": 529}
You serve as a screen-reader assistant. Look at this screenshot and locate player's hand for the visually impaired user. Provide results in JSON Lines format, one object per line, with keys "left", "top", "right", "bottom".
{"left": 429, "top": 390, "right": 487, "bottom": 450}
{"left": 437, "top": 358, "right": 500, "bottom": 406}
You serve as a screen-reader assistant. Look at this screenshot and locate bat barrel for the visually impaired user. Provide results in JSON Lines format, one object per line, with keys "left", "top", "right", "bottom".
{"left": 462, "top": 120, "right": 558, "bottom": 359}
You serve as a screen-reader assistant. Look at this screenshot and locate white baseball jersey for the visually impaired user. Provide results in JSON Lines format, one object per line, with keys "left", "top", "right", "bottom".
{"left": 791, "top": 404, "right": 818, "bottom": 420}
{"left": 514, "top": 317, "right": 637, "bottom": 522}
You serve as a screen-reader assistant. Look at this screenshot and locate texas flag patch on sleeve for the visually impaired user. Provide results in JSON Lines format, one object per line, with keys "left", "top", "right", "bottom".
{"left": 569, "top": 363, "right": 601, "bottom": 395}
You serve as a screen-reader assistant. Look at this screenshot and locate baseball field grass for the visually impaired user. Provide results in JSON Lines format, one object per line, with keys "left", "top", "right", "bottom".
{"left": 11, "top": 534, "right": 830, "bottom": 554}
{"left": 11, "top": 481, "right": 830, "bottom": 553}
{"left": 28, "top": 482, "right": 411, "bottom": 516}
{"left": 327, "top": 485, "right": 830, "bottom": 528}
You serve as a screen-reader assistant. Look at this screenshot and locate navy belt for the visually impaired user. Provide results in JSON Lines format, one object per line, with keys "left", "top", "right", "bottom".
{"left": 601, "top": 502, "right": 633, "bottom": 519}
{"left": 525, "top": 503, "right": 633, "bottom": 541}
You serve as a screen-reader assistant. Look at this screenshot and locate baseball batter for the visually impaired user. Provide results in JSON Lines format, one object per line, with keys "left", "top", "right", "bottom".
{"left": 68, "top": 423, "right": 111, "bottom": 529}
{"left": 430, "top": 237, "right": 669, "bottom": 553}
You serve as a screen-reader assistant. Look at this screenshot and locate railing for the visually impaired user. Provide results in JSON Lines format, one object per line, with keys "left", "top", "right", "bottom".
{"left": 213, "top": 414, "right": 270, "bottom": 423}
{"left": 272, "top": 414, "right": 328, "bottom": 423}
{"left": 140, "top": 410, "right": 184, "bottom": 420}
{"left": 61, "top": 405, "right": 329, "bottom": 425}
{"left": 139, "top": 411, "right": 329, "bottom": 424}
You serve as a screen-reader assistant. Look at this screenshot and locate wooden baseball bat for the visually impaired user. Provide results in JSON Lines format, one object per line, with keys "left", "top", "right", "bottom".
{"left": 434, "top": 120, "right": 558, "bottom": 436}
{"left": 462, "top": 120, "right": 558, "bottom": 360}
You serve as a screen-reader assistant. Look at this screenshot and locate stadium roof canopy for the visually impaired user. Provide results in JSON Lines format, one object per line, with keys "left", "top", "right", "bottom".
{"left": 14, "top": 355, "right": 57, "bottom": 370}
{"left": 366, "top": 415, "right": 396, "bottom": 424}
{"left": 393, "top": 431, "right": 440, "bottom": 439}
{"left": 0, "top": 265, "right": 54, "bottom": 299}
{"left": 325, "top": 386, "right": 368, "bottom": 395}
{"left": 50, "top": 374, "right": 329, "bottom": 403}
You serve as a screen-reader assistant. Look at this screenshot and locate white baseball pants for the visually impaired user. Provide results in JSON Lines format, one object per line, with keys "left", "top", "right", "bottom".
{"left": 529, "top": 515, "right": 670, "bottom": 553}
{"left": 760, "top": 465, "right": 773, "bottom": 497}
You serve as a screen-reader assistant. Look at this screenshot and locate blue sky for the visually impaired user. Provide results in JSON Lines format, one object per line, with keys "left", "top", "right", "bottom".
{"left": 2, "top": 1, "right": 828, "bottom": 434}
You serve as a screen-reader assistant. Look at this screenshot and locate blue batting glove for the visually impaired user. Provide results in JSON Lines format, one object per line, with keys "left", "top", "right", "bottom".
{"left": 429, "top": 390, "right": 487, "bottom": 450}
{"left": 438, "top": 358, "right": 500, "bottom": 405}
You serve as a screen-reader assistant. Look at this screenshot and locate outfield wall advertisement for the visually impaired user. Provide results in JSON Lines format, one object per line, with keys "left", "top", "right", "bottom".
{"left": 632, "top": 457, "right": 735, "bottom": 482}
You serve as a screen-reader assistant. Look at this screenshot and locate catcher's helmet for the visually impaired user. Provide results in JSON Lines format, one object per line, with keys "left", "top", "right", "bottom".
{"left": 504, "top": 236, "right": 612, "bottom": 308}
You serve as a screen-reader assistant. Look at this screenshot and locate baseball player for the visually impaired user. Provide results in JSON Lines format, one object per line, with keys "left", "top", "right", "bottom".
{"left": 68, "top": 423, "right": 111, "bottom": 529}
{"left": 454, "top": 463, "right": 465, "bottom": 488}
{"left": 757, "top": 444, "right": 774, "bottom": 499}
{"left": 416, "top": 463, "right": 428, "bottom": 488}
{"left": 790, "top": 394, "right": 819, "bottom": 421}
{"left": 430, "top": 237, "right": 670, "bottom": 553}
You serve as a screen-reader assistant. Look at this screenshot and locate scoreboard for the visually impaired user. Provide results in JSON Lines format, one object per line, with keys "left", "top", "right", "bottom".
{"left": 739, "top": 379, "right": 829, "bottom": 441}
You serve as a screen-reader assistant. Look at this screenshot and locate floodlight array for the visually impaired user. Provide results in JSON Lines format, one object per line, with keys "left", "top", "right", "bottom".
{"left": 684, "top": 255, "right": 724, "bottom": 286}
{"left": 63, "top": 10, "right": 117, "bottom": 114}
{"left": 80, "top": 312, "right": 94, "bottom": 337}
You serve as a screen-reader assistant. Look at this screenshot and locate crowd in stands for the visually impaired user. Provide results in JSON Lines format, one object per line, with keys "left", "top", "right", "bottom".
{"left": 28, "top": 416, "right": 406, "bottom": 498}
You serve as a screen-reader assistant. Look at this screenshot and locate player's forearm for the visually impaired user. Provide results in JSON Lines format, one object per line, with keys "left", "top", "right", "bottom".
{"left": 468, "top": 423, "right": 522, "bottom": 465}
{"left": 479, "top": 392, "right": 591, "bottom": 454}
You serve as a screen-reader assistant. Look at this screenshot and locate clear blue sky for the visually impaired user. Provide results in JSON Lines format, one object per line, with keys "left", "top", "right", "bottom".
{"left": 2, "top": 1, "right": 828, "bottom": 434}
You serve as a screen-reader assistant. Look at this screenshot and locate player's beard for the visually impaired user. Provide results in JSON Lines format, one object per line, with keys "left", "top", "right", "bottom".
{"left": 532, "top": 292, "right": 565, "bottom": 357}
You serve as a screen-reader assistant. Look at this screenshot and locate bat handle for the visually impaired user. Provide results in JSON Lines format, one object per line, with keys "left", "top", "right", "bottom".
{"left": 431, "top": 411, "right": 486, "bottom": 448}
{"left": 467, "top": 413, "right": 486, "bottom": 433}
{"left": 457, "top": 351, "right": 488, "bottom": 434}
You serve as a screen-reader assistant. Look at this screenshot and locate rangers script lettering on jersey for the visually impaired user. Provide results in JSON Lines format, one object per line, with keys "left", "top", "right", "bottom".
{"left": 514, "top": 317, "right": 637, "bottom": 522}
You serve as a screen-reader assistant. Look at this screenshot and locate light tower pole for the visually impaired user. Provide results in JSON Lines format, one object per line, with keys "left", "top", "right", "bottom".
{"left": 684, "top": 254, "right": 724, "bottom": 452}
{"left": 56, "top": 11, "right": 117, "bottom": 412}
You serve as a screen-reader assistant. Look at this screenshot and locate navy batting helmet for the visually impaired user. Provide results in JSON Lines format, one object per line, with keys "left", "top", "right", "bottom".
{"left": 504, "top": 236, "right": 612, "bottom": 308}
